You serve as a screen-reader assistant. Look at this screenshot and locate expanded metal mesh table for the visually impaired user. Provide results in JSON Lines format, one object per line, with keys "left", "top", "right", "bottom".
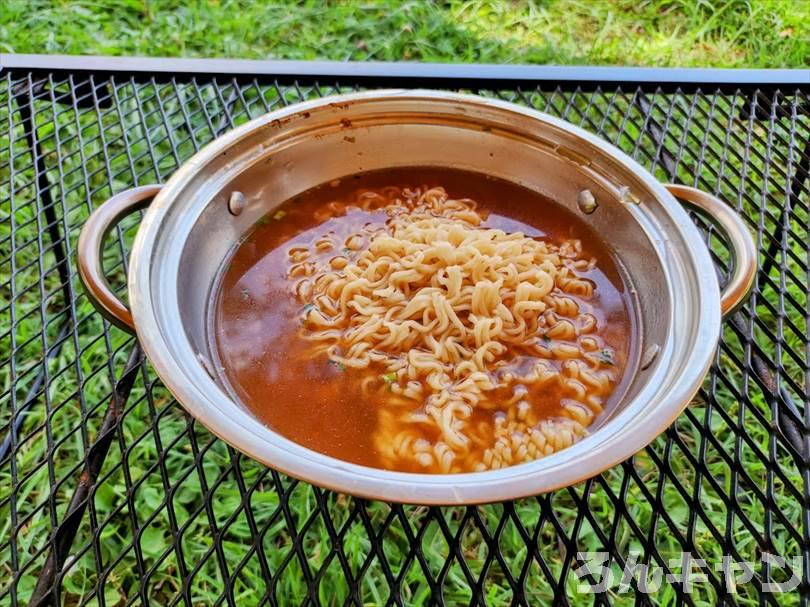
{"left": 1, "top": 56, "right": 808, "bottom": 606}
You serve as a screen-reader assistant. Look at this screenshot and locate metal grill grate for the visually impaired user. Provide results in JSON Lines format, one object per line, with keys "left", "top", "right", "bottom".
{"left": 0, "top": 62, "right": 808, "bottom": 606}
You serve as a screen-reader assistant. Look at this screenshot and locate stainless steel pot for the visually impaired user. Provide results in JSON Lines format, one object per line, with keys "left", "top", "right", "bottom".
{"left": 77, "top": 90, "right": 756, "bottom": 504}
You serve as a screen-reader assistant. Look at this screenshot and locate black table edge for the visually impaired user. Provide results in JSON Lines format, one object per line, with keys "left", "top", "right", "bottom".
{"left": 2, "top": 53, "right": 809, "bottom": 91}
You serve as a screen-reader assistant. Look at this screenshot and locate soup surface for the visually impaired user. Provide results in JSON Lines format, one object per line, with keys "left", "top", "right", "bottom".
{"left": 212, "top": 168, "right": 637, "bottom": 473}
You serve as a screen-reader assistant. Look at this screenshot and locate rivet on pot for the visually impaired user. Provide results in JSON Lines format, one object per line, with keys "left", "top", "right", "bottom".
{"left": 576, "top": 189, "right": 598, "bottom": 214}
{"left": 640, "top": 344, "right": 661, "bottom": 370}
{"left": 228, "top": 191, "right": 247, "bottom": 216}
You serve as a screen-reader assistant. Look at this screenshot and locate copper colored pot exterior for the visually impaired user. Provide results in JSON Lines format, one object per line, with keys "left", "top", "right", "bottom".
{"left": 77, "top": 91, "right": 756, "bottom": 504}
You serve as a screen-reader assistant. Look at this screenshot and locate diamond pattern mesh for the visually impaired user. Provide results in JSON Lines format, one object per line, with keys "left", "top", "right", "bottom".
{"left": 0, "top": 70, "right": 807, "bottom": 606}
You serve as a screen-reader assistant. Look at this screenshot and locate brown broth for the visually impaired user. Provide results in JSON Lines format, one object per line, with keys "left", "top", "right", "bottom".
{"left": 211, "top": 167, "right": 637, "bottom": 470}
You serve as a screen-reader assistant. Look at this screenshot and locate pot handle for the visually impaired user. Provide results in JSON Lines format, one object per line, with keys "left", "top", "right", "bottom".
{"left": 664, "top": 184, "right": 757, "bottom": 317}
{"left": 77, "top": 185, "right": 163, "bottom": 333}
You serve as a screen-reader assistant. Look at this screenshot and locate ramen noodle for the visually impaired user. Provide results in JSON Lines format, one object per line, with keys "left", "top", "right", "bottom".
{"left": 212, "top": 168, "right": 635, "bottom": 473}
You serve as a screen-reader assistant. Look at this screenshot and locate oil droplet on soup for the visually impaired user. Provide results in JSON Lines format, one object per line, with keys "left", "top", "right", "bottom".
{"left": 211, "top": 168, "right": 637, "bottom": 472}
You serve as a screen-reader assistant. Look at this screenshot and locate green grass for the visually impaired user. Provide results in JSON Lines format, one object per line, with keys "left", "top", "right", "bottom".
{"left": 1, "top": 0, "right": 808, "bottom": 68}
{"left": 0, "top": 2, "right": 808, "bottom": 606}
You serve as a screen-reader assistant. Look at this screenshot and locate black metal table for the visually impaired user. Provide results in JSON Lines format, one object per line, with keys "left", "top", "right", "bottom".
{"left": 1, "top": 55, "right": 808, "bottom": 606}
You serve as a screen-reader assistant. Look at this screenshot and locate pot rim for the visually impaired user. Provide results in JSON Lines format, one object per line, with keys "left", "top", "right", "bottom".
{"left": 129, "top": 90, "right": 721, "bottom": 504}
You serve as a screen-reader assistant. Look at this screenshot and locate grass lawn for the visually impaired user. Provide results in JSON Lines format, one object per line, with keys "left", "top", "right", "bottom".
{"left": 1, "top": 0, "right": 808, "bottom": 68}
{"left": 0, "top": 1, "right": 808, "bottom": 606}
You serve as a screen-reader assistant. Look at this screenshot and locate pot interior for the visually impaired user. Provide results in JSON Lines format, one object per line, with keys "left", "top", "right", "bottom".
{"left": 174, "top": 98, "right": 674, "bottom": 441}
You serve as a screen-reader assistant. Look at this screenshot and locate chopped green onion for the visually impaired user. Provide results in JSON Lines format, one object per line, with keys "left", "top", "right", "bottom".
{"left": 598, "top": 349, "right": 615, "bottom": 366}
{"left": 273, "top": 210, "right": 287, "bottom": 220}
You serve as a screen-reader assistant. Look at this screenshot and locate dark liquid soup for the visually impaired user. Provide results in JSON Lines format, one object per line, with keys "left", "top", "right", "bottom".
{"left": 211, "top": 168, "right": 637, "bottom": 471}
